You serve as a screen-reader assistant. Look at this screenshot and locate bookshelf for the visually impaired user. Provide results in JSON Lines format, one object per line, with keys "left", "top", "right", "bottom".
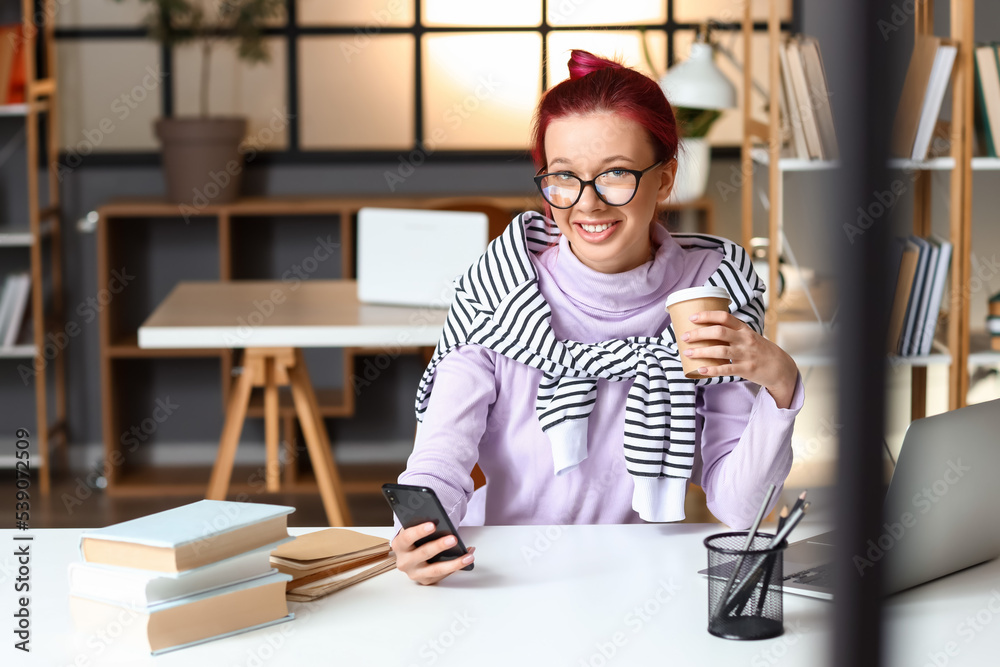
{"left": 1, "top": 0, "right": 67, "bottom": 494}
{"left": 900, "top": 0, "right": 975, "bottom": 415}
{"left": 739, "top": 0, "right": 839, "bottom": 345}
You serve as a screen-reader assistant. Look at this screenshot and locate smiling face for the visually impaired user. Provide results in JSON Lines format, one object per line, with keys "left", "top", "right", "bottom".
{"left": 542, "top": 112, "right": 676, "bottom": 274}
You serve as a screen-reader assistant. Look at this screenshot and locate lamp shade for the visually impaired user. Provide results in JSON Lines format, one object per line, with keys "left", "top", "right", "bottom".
{"left": 659, "top": 42, "right": 737, "bottom": 110}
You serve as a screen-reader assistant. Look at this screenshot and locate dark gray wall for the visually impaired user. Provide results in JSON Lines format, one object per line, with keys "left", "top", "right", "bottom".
{"left": 7, "top": 1, "right": 1000, "bottom": 468}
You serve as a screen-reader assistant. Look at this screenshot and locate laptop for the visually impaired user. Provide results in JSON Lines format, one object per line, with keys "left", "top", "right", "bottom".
{"left": 700, "top": 397, "right": 1000, "bottom": 600}
{"left": 356, "top": 207, "right": 488, "bottom": 309}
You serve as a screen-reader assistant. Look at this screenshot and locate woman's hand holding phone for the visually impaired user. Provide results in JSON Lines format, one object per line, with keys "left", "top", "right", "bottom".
{"left": 391, "top": 522, "right": 475, "bottom": 585}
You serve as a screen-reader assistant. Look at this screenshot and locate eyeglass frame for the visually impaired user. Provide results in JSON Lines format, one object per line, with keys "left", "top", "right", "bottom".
{"left": 532, "top": 159, "right": 666, "bottom": 209}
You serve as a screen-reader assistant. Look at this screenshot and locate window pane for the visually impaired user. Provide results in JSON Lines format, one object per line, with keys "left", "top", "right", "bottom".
{"left": 547, "top": 30, "right": 667, "bottom": 88}
{"left": 673, "top": 30, "right": 783, "bottom": 146}
{"left": 423, "top": 32, "right": 541, "bottom": 150}
{"left": 423, "top": 0, "right": 540, "bottom": 27}
{"left": 173, "top": 38, "right": 289, "bottom": 150}
{"left": 297, "top": 0, "right": 414, "bottom": 26}
{"left": 299, "top": 35, "right": 415, "bottom": 150}
{"left": 674, "top": 0, "right": 791, "bottom": 23}
{"left": 55, "top": 0, "right": 146, "bottom": 27}
{"left": 547, "top": 0, "right": 665, "bottom": 27}
{"left": 57, "top": 40, "right": 162, "bottom": 151}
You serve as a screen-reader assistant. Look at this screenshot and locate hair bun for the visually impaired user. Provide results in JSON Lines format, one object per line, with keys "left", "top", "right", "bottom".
{"left": 567, "top": 49, "right": 624, "bottom": 81}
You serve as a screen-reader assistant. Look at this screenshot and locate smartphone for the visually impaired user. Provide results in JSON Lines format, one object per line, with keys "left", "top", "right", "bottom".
{"left": 382, "top": 483, "right": 474, "bottom": 571}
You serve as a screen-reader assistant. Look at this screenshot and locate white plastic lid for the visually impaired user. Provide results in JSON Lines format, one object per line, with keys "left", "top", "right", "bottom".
{"left": 664, "top": 286, "right": 731, "bottom": 310}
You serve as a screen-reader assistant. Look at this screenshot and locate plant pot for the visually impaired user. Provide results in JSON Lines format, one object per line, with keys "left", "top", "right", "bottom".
{"left": 667, "top": 137, "right": 712, "bottom": 204}
{"left": 155, "top": 117, "right": 248, "bottom": 206}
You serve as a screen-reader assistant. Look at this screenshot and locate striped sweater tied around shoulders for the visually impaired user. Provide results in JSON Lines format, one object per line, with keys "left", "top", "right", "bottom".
{"left": 414, "top": 211, "right": 766, "bottom": 522}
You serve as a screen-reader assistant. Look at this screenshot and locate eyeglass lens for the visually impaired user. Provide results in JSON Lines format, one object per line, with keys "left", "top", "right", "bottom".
{"left": 538, "top": 170, "right": 638, "bottom": 208}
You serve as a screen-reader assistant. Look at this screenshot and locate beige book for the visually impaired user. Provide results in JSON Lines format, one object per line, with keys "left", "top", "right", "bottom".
{"left": 779, "top": 39, "right": 810, "bottom": 160}
{"left": 892, "top": 35, "right": 943, "bottom": 158}
{"left": 69, "top": 572, "right": 291, "bottom": 655}
{"left": 799, "top": 36, "right": 839, "bottom": 161}
{"left": 888, "top": 241, "right": 920, "bottom": 354}
{"left": 786, "top": 38, "right": 824, "bottom": 160}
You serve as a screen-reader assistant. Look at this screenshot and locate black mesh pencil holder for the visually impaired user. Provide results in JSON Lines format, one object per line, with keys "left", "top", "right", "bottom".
{"left": 704, "top": 531, "right": 787, "bottom": 641}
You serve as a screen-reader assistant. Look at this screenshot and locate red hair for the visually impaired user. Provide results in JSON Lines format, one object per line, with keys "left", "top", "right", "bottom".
{"left": 531, "top": 49, "right": 678, "bottom": 171}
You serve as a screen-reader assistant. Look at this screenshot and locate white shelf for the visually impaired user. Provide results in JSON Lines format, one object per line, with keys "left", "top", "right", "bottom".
{"left": 750, "top": 147, "right": 840, "bottom": 171}
{"left": 887, "top": 157, "right": 955, "bottom": 170}
{"left": 971, "top": 157, "right": 1000, "bottom": 170}
{"left": 0, "top": 345, "right": 35, "bottom": 359}
{"left": 968, "top": 331, "right": 1000, "bottom": 366}
{"left": 0, "top": 104, "right": 28, "bottom": 117}
{"left": 0, "top": 220, "right": 53, "bottom": 246}
{"left": 0, "top": 455, "right": 21, "bottom": 469}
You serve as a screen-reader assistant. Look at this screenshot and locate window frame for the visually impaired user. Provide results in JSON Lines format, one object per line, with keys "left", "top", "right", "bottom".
{"left": 52, "top": 0, "right": 800, "bottom": 167}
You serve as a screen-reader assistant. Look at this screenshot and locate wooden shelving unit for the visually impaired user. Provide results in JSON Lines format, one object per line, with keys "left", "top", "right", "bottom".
{"left": 0, "top": 0, "right": 68, "bottom": 494}
{"left": 95, "top": 194, "right": 540, "bottom": 497}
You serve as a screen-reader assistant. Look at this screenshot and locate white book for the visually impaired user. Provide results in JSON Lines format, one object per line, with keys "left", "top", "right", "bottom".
{"left": 68, "top": 539, "right": 287, "bottom": 610}
{"left": 912, "top": 44, "right": 958, "bottom": 160}
{"left": 3, "top": 273, "right": 30, "bottom": 347}
{"left": 918, "top": 236, "right": 952, "bottom": 356}
{"left": 80, "top": 499, "right": 295, "bottom": 572}
{"left": 0, "top": 276, "right": 15, "bottom": 347}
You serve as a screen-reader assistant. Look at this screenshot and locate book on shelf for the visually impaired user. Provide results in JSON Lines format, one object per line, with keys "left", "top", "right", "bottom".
{"left": 79, "top": 499, "right": 294, "bottom": 573}
{"left": 901, "top": 235, "right": 933, "bottom": 356}
{"left": 888, "top": 239, "right": 920, "bottom": 354}
{"left": 270, "top": 527, "right": 395, "bottom": 601}
{"left": 785, "top": 38, "right": 826, "bottom": 160}
{"left": 68, "top": 541, "right": 286, "bottom": 609}
{"left": 892, "top": 34, "right": 958, "bottom": 161}
{"left": 776, "top": 36, "right": 838, "bottom": 161}
{"left": 887, "top": 234, "right": 953, "bottom": 357}
{"left": 69, "top": 571, "right": 293, "bottom": 655}
{"left": 0, "top": 273, "right": 31, "bottom": 348}
{"left": 0, "top": 24, "right": 25, "bottom": 105}
{"left": 974, "top": 44, "right": 1000, "bottom": 158}
{"left": 779, "top": 37, "right": 810, "bottom": 160}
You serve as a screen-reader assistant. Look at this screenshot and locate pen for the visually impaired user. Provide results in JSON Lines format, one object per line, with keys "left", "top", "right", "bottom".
{"left": 753, "top": 492, "right": 806, "bottom": 616}
{"left": 722, "top": 502, "right": 810, "bottom": 617}
{"left": 713, "top": 484, "right": 776, "bottom": 620}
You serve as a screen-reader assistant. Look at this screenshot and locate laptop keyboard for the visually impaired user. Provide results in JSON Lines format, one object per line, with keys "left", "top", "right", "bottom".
{"left": 785, "top": 562, "right": 834, "bottom": 588}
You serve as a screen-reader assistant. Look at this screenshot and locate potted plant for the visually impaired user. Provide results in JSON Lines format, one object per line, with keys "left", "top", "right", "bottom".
{"left": 117, "top": 0, "right": 284, "bottom": 205}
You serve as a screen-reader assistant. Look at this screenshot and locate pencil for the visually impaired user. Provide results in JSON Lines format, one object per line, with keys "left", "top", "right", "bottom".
{"left": 712, "top": 484, "right": 776, "bottom": 620}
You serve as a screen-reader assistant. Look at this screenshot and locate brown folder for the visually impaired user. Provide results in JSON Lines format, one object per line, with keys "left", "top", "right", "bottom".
{"left": 892, "top": 35, "right": 943, "bottom": 159}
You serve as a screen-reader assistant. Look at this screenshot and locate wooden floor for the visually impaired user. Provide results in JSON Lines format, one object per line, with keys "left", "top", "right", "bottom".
{"left": 3, "top": 463, "right": 722, "bottom": 529}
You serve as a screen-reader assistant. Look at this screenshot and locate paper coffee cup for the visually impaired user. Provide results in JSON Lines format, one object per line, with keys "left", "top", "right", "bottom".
{"left": 665, "top": 286, "right": 732, "bottom": 379}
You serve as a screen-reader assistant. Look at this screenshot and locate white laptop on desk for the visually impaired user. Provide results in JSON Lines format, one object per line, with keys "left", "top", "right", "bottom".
{"left": 700, "top": 397, "right": 1000, "bottom": 600}
{"left": 357, "top": 207, "right": 488, "bottom": 308}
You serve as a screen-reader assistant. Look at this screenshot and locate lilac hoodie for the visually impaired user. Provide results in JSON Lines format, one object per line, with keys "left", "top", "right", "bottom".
{"left": 396, "top": 221, "right": 801, "bottom": 530}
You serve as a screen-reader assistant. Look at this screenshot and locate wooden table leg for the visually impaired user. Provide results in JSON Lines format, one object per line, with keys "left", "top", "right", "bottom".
{"left": 288, "top": 348, "right": 351, "bottom": 526}
{"left": 207, "top": 364, "right": 255, "bottom": 500}
{"left": 264, "top": 356, "right": 280, "bottom": 492}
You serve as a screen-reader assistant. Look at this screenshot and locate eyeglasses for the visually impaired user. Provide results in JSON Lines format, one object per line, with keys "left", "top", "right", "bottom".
{"left": 533, "top": 159, "right": 665, "bottom": 209}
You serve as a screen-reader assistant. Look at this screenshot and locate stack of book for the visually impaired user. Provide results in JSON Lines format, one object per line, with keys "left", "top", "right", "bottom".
{"left": 0, "top": 272, "right": 31, "bottom": 349}
{"left": 68, "top": 500, "right": 296, "bottom": 655}
{"left": 271, "top": 528, "right": 396, "bottom": 602}
{"left": 0, "top": 24, "right": 26, "bottom": 105}
{"left": 892, "top": 34, "right": 958, "bottom": 161}
{"left": 887, "top": 235, "right": 953, "bottom": 357}
{"left": 778, "top": 35, "right": 839, "bottom": 161}
{"left": 989, "top": 293, "right": 1000, "bottom": 351}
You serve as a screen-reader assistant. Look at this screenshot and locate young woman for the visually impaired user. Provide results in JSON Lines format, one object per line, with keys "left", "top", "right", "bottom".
{"left": 392, "top": 50, "right": 802, "bottom": 585}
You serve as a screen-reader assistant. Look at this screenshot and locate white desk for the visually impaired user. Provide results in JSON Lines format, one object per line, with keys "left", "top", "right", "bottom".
{"left": 4, "top": 523, "right": 998, "bottom": 666}
{"left": 138, "top": 280, "right": 447, "bottom": 349}
{"left": 137, "top": 280, "right": 448, "bottom": 526}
